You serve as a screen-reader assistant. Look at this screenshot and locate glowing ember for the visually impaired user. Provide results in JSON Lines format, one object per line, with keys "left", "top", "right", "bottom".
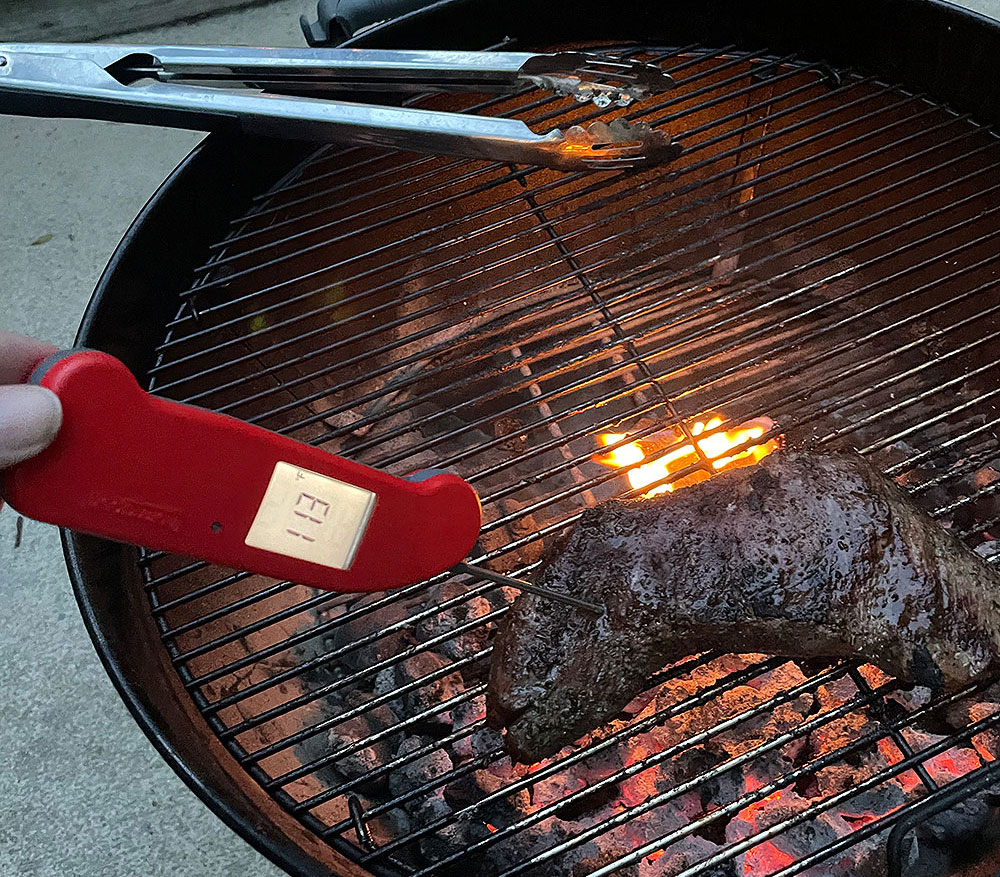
{"left": 925, "top": 747, "right": 983, "bottom": 783}
{"left": 733, "top": 789, "right": 805, "bottom": 876}
{"left": 741, "top": 841, "right": 796, "bottom": 876}
{"left": 974, "top": 742, "right": 996, "bottom": 762}
{"left": 596, "top": 415, "right": 779, "bottom": 498}
{"left": 877, "top": 738, "right": 902, "bottom": 766}
{"left": 857, "top": 664, "right": 893, "bottom": 688}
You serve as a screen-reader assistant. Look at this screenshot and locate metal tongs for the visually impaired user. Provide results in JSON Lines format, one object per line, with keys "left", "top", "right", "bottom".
{"left": 0, "top": 43, "right": 680, "bottom": 171}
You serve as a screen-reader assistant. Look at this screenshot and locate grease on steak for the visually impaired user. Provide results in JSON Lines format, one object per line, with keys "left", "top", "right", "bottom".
{"left": 487, "top": 450, "right": 1000, "bottom": 761}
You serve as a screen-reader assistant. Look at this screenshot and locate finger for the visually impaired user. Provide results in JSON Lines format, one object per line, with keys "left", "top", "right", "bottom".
{"left": 0, "top": 384, "right": 63, "bottom": 468}
{"left": 0, "top": 330, "right": 59, "bottom": 385}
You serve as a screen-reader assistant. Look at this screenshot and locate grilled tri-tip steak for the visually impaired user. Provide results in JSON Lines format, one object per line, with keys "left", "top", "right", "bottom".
{"left": 487, "top": 449, "right": 1000, "bottom": 762}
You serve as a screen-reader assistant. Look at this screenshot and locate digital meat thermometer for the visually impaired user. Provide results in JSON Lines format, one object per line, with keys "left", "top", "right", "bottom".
{"left": 2, "top": 349, "right": 600, "bottom": 610}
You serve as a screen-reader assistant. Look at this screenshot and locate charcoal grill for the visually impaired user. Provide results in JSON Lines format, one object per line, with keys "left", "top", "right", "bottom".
{"left": 65, "top": 1, "right": 1000, "bottom": 875}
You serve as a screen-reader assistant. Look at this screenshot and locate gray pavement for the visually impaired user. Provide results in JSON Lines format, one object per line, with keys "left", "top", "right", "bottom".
{"left": 1, "top": 1, "right": 999, "bottom": 875}
{"left": 1, "top": 6, "right": 301, "bottom": 876}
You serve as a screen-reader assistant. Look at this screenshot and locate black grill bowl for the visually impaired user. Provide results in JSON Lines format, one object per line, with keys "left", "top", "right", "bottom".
{"left": 68, "top": 2, "right": 1000, "bottom": 876}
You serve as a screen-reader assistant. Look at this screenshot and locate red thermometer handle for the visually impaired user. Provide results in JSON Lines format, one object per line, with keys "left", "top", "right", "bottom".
{"left": 3, "top": 350, "right": 482, "bottom": 592}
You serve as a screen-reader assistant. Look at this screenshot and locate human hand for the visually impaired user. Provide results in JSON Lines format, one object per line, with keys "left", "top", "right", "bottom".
{"left": 0, "top": 331, "right": 63, "bottom": 468}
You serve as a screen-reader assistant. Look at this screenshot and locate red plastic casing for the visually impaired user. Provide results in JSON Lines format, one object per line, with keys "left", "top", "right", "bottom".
{"left": 3, "top": 350, "right": 482, "bottom": 592}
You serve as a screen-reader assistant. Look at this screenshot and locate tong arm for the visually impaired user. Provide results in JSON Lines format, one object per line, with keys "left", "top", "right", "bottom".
{"left": 0, "top": 43, "right": 674, "bottom": 103}
{"left": 0, "top": 44, "right": 681, "bottom": 171}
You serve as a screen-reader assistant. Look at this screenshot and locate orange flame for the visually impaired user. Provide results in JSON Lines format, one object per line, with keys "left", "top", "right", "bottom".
{"left": 596, "top": 415, "right": 779, "bottom": 498}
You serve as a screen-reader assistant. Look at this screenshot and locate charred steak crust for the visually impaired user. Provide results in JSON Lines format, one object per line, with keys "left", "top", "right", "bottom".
{"left": 487, "top": 450, "right": 1000, "bottom": 762}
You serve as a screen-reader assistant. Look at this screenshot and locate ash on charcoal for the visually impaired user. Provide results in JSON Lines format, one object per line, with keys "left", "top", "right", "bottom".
{"left": 651, "top": 747, "right": 740, "bottom": 843}
{"left": 443, "top": 766, "right": 530, "bottom": 826}
{"left": 414, "top": 790, "right": 460, "bottom": 863}
{"left": 554, "top": 792, "right": 716, "bottom": 876}
{"left": 651, "top": 745, "right": 739, "bottom": 805}
{"left": 914, "top": 789, "right": 1000, "bottom": 843}
{"left": 450, "top": 695, "right": 505, "bottom": 763}
{"left": 368, "top": 806, "right": 412, "bottom": 848}
{"left": 531, "top": 749, "right": 624, "bottom": 814}
{"left": 564, "top": 845, "right": 640, "bottom": 877}
{"left": 386, "top": 742, "right": 491, "bottom": 869}
{"left": 640, "top": 836, "right": 734, "bottom": 877}
{"left": 746, "top": 661, "right": 811, "bottom": 696}
{"left": 837, "top": 783, "right": 908, "bottom": 822}
{"left": 323, "top": 693, "right": 402, "bottom": 792}
{"left": 529, "top": 812, "right": 650, "bottom": 877}
{"left": 577, "top": 744, "right": 627, "bottom": 780}
{"left": 319, "top": 594, "right": 415, "bottom": 674}
{"left": 487, "top": 585, "right": 521, "bottom": 611}
{"left": 714, "top": 692, "right": 815, "bottom": 759}
{"left": 806, "top": 734, "right": 889, "bottom": 807}
{"left": 815, "top": 676, "right": 860, "bottom": 709}
{"left": 901, "top": 789, "right": 1000, "bottom": 877}
{"left": 652, "top": 681, "right": 815, "bottom": 761}
{"left": 729, "top": 780, "right": 893, "bottom": 877}
{"left": 727, "top": 787, "right": 811, "bottom": 842}
{"left": 887, "top": 686, "right": 934, "bottom": 713}
{"left": 808, "top": 707, "right": 880, "bottom": 759}
{"left": 499, "top": 822, "right": 579, "bottom": 877}
{"left": 898, "top": 729, "right": 987, "bottom": 786}
{"left": 974, "top": 540, "right": 1000, "bottom": 562}
{"left": 741, "top": 749, "right": 798, "bottom": 795}
{"left": 425, "top": 817, "right": 577, "bottom": 877}
{"left": 394, "top": 652, "right": 466, "bottom": 726}
{"left": 797, "top": 849, "right": 886, "bottom": 877}
{"left": 644, "top": 781, "right": 704, "bottom": 833}
{"left": 529, "top": 768, "right": 591, "bottom": 812}
{"left": 388, "top": 737, "right": 454, "bottom": 799}
{"left": 943, "top": 699, "right": 1000, "bottom": 760}
{"left": 729, "top": 790, "right": 840, "bottom": 872}
{"left": 611, "top": 659, "right": 817, "bottom": 765}
{"left": 451, "top": 725, "right": 504, "bottom": 763}
{"left": 686, "top": 654, "right": 760, "bottom": 688}
{"left": 414, "top": 581, "right": 494, "bottom": 662}
{"left": 806, "top": 756, "right": 890, "bottom": 798}
{"left": 372, "top": 666, "right": 399, "bottom": 701}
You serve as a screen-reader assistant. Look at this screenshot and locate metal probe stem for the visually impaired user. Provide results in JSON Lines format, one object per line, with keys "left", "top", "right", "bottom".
{"left": 452, "top": 562, "right": 603, "bottom": 615}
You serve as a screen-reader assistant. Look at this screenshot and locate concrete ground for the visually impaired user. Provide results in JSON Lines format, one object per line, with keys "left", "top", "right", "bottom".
{"left": 1, "top": 1, "right": 998, "bottom": 875}
{"left": 1, "top": 6, "right": 301, "bottom": 877}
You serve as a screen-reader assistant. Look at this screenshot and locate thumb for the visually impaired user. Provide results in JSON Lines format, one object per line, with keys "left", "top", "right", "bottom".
{"left": 0, "top": 384, "right": 63, "bottom": 468}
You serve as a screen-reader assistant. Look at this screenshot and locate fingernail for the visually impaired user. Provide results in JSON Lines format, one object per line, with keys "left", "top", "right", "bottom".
{"left": 0, "top": 384, "right": 63, "bottom": 468}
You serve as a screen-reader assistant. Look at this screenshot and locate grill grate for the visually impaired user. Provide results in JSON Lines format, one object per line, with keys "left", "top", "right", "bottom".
{"left": 140, "top": 46, "right": 999, "bottom": 876}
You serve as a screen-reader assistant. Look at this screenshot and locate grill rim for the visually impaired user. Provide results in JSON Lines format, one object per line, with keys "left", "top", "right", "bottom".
{"left": 64, "top": 136, "right": 363, "bottom": 877}
{"left": 64, "top": 3, "right": 1000, "bottom": 876}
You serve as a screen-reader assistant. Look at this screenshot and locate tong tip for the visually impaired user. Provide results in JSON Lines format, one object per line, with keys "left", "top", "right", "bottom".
{"left": 558, "top": 118, "right": 683, "bottom": 169}
{"left": 521, "top": 52, "right": 675, "bottom": 108}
